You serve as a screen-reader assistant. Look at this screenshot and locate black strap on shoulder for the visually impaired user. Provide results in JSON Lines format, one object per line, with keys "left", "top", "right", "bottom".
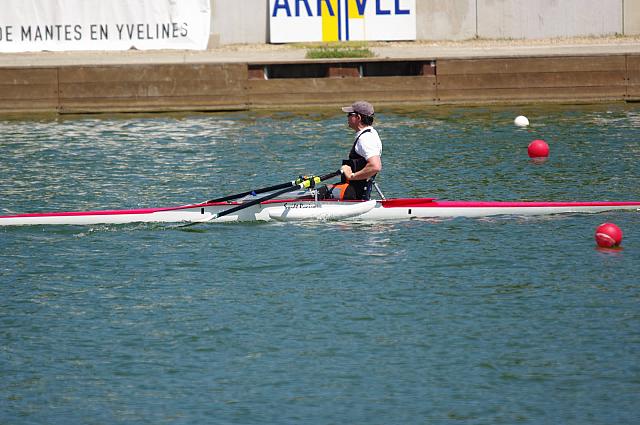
{"left": 351, "top": 128, "right": 372, "bottom": 150}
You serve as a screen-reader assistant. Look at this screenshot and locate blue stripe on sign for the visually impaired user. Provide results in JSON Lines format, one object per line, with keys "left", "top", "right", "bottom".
{"left": 337, "top": 0, "right": 342, "bottom": 40}
{"left": 345, "top": 0, "right": 350, "bottom": 40}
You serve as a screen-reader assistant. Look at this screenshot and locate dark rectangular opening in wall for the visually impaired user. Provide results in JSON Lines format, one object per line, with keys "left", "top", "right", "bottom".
{"left": 362, "top": 61, "right": 425, "bottom": 77}
{"left": 267, "top": 63, "right": 328, "bottom": 79}
{"left": 251, "top": 60, "right": 435, "bottom": 79}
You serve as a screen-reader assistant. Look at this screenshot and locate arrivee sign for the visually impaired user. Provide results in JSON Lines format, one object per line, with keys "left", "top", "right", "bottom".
{"left": 0, "top": 0, "right": 210, "bottom": 52}
{"left": 269, "top": 0, "right": 416, "bottom": 43}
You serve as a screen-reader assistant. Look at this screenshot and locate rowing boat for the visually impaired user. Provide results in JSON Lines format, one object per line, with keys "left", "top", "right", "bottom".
{"left": 1, "top": 171, "right": 638, "bottom": 226}
{"left": 1, "top": 196, "right": 639, "bottom": 226}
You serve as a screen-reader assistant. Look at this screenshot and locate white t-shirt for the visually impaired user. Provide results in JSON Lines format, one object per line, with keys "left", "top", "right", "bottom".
{"left": 353, "top": 126, "right": 382, "bottom": 160}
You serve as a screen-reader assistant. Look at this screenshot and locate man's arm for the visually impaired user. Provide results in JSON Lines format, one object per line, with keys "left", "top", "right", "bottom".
{"left": 341, "top": 155, "right": 381, "bottom": 181}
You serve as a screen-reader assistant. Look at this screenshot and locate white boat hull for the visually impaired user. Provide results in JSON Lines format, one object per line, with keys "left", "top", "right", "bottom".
{"left": 267, "top": 200, "right": 376, "bottom": 221}
{"left": 1, "top": 198, "right": 639, "bottom": 226}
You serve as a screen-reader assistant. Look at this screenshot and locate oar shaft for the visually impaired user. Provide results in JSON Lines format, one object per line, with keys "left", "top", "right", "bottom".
{"left": 212, "top": 170, "right": 341, "bottom": 220}
{"left": 213, "top": 185, "right": 299, "bottom": 219}
{"left": 207, "top": 171, "right": 343, "bottom": 204}
{"left": 206, "top": 180, "right": 296, "bottom": 203}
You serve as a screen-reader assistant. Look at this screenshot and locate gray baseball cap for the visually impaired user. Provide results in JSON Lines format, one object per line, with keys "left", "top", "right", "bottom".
{"left": 341, "top": 101, "right": 374, "bottom": 116}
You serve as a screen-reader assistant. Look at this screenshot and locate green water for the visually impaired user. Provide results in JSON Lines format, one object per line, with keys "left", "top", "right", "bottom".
{"left": 1, "top": 104, "right": 640, "bottom": 424}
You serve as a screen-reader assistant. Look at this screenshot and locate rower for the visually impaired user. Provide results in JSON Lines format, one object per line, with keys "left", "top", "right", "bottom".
{"left": 333, "top": 101, "right": 383, "bottom": 201}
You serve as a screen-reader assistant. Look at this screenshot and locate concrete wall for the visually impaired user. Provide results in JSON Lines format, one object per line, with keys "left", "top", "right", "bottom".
{"left": 476, "top": 0, "right": 623, "bottom": 39}
{"left": 0, "top": 63, "right": 249, "bottom": 114}
{"left": 626, "top": 0, "right": 640, "bottom": 35}
{"left": 3, "top": 53, "right": 639, "bottom": 115}
{"left": 416, "top": 0, "right": 477, "bottom": 41}
{"left": 209, "top": 0, "right": 268, "bottom": 46}
{"left": 208, "top": 0, "right": 636, "bottom": 46}
{"left": 415, "top": 0, "right": 630, "bottom": 40}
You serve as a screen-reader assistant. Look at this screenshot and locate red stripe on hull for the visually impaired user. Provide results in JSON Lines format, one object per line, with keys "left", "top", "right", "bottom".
{"left": 0, "top": 205, "right": 194, "bottom": 219}
{"left": 380, "top": 199, "right": 640, "bottom": 208}
{"left": 2, "top": 198, "right": 639, "bottom": 221}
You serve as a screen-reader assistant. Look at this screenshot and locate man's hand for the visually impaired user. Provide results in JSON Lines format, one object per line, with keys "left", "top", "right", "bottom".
{"left": 340, "top": 164, "right": 353, "bottom": 178}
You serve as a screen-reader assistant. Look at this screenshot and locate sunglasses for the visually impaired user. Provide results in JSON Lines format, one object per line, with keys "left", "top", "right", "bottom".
{"left": 347, "top": 112, "right": 359, "bottom": 117}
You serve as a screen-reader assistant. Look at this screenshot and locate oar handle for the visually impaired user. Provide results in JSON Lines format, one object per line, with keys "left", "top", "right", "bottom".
{"left": 212, "top": 170, "right": 341, "bottom": 220}
{"left": 317, "top": 170, "right": 343, "bottom": 182}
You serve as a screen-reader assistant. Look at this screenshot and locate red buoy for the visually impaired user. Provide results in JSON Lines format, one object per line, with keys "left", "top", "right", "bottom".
{"left": 595, "top": 223, "right": 623, "bottom": 248}
{"left": 528, "top": 139, "right": 549, "bottom": 158}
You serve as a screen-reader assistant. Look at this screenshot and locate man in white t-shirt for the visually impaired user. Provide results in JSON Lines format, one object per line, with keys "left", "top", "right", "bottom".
{"left": 336, "top": 100, "right": 383, "bottom": 200}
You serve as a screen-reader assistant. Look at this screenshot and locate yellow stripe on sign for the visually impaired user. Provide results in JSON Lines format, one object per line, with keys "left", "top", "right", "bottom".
{"left": 348, "top": 0, "right": 364, "bottom": 19}
{"left": 322, "top": 0, "right": 339, "bottom": 42}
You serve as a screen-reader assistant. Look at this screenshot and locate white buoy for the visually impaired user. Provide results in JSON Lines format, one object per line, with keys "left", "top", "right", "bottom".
{"left": 514, "top": 115, "right": 530, "bottom": 127}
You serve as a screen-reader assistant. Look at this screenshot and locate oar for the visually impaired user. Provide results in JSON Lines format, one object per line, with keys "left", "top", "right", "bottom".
{"left": 205, "top": 176, "right": 314, "bottom": 203}
{"left": 177, "top": 170, "right": 342, "bottom": 228}
{"left": 209, "top": 170, "right": 341, "bottom": 222}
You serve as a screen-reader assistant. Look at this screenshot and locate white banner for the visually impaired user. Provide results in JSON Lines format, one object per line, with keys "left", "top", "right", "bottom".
{"left": 270, "top": 0, "right": 416, "bottom": 43}
{"left": 0, "top": 0, "right": 211, "bottom": 52}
